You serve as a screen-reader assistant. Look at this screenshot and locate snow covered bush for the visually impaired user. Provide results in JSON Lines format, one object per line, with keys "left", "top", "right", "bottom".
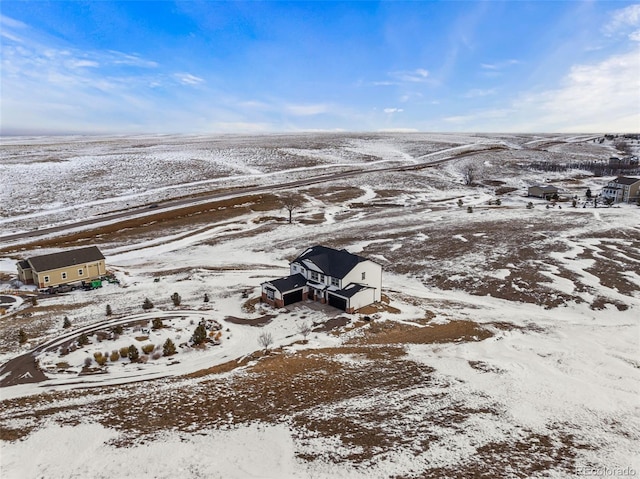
{"left": 142, "top": 344, "right": 155, "bottom": 354}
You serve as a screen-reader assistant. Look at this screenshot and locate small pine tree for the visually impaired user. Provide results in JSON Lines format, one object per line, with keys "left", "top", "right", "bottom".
{"left": 457, "top": 199, "right": 463, "bottom": 207}
{"left": 106, "top": 304, "right": 113, "bottom": 316}
{"left": 467, "top": 206, "right": 473, "bottom": 213}
{"left": 142, "top": 298, "right": 154, "bottom": 310}
{"left": 203, "top": 293, "right": 210, "bottom": 303}
{"left": 63, "top": 316, "right": 71, "bottom": 329}
{"left": 495, "top": 198, "right": 501, "bottom": 206}
{"left": 586, "top": 187, "right": 592, "bottom": 199}
{"left": 112, "top": 324, "right": 124, "bottom": 335}
{"left": 128, "top": 344, "right": 139, "bottom": 362}
{"left": 31, "top": 296, "right": 37, "bottom": 306}
{"left": 171, "top": 292, "right": 181, "bottom": 306}
{"left": 152, "top": 317, "right": 163, "bottom": 330}
{"left": 18, "top": 328, "right": 27, "bottom": 344}
{"left": 163, "top": 338, "right": 177, "bottom": 356}
{"left": 191, "top": 323, "right": 207, "bottom": 345}
{"left": 77, "top": 333, "right": 89, "bottom": 346}
{"left": 526, "top": 202, "right": 534, "bottom": 209}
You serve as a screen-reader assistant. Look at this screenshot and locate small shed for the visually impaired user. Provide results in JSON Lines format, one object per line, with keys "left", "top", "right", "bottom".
{"left": 528, "top": 185, "right": 559, "bottom": 200}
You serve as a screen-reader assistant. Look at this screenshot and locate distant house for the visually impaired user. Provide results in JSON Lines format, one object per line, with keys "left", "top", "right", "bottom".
{"left": 608, "top": 156, "right": 639, "bottom": 167}
{"left": 601, "top": 176, "right": 640, "bottom": 204}
{"left": 527, "top": 184, "right": 559, "bottom": 200}
{"left": 261, "top": 245, "right": 382, "bottom": 313}
{"left": 17, "top": 246, "right": 106, "bottom": 288}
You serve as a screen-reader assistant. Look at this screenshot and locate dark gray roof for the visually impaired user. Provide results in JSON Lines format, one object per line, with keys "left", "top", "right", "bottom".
{"left": 613, "top": 176, "right": 640, "bottom": 185}
{"left": 529, "top": 185, "right": 558, "bottom": 192}
{"left": 27, "top": 246, "right": 105, "bottom": 272}
{"left": 17, "top": 260, "right": 30, "bottom": 270}
{"left": 332, "top": 283, "right": 372, "bottom": 298}
{"left": 264, "top": 273, "right": 307, "bottom": 293}
{"left": 292, "top": 245, "right": 372, "bottom": 279}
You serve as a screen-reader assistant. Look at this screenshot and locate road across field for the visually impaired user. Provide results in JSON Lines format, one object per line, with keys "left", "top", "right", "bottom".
{"left": 0, "top": 147, "right": 485, "bottom": 246}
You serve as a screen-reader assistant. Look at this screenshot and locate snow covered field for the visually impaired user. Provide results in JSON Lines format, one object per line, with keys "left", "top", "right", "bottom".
{"left": 1, "top": 132, "right": 638, "bottom": 478}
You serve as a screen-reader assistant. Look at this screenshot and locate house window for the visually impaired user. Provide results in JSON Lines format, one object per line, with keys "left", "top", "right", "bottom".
{"left": 265, "top": 287, "right": 275, "bottom": 300}
{"left": 310, "top": 271, "right": 319, "bottom": 282}
{"left": 319, "top": 274, "right": 325, "bottom": 283}
{"left": 44, "top": 275, "right": 50, "bottom": 283}
{"left": 292, "top": 265, "right": 297, "bottom": 272}
{"left": 61, "top": 272, "right": 67, "bottom": 280}
{"left": 78, "top": 268, "right": 84, "bottom": 276}
{"left": 331, "top": 277, "right": 339, "bottom": 287}
{"left": 361, "top": 272, "right": 366, "bottom": 280}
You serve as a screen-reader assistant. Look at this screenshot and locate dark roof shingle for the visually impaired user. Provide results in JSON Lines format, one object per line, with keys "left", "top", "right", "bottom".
{"left": 27, "top": 246, "right": 105, "bottom": 272}
{"left": 292, "top": 245, "right": 370, "bottom": 279}
{"left": 613, "top": 176, "right": 640, "bottom": 185}
{"left": 265, "top": 273, "right": 307, "bottom": 293}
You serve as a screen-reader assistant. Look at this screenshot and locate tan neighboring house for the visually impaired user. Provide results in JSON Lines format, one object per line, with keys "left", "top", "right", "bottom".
{"left": 17, "top": 246, "right": 106, "bottom": 288}
{"left": 601, "top": 176, "right": 640, "bottom": 204}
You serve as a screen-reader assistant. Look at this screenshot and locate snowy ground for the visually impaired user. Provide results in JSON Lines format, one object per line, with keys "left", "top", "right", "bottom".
{"left": 1, "top": 132, "right": 638, "bottom": 478}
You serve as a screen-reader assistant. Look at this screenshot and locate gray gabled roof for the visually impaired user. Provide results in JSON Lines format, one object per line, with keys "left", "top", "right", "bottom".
{"left": 529, "top": 184, "right": 558, "bottom": 192}
{"left": 292, "top": 245, "right": 373, "bottom": 279}
{"left": 332, "top": 283, "right": 372, "bottom": 298}
{"left": 613, "top": 176, "right": 640, "bottom": 186}
{"left": 27, "top": 246, "right": 105, "bottom": 272}
{"left": 264, "top": 273, "right": 307, "bottom": 293}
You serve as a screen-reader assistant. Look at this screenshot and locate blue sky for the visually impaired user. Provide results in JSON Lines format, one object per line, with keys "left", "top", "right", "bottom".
{"left": 1, "top": 1, "right": 639, "bottom": 135}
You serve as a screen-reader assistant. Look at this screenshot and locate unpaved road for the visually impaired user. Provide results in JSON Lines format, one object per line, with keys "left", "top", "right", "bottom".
{"left": 0, "top": 148, "right": 484, "bottom": 246}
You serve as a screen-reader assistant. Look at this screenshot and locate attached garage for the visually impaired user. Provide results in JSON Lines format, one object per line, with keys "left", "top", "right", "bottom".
{"left": 283, "top": 288, "right": 303, "bottom": 306}
{"left": 327, "top": 293, "right": 347, "bottom": 311}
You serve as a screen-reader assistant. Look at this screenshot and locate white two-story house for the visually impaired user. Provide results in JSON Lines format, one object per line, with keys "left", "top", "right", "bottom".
{"left": 261, "top": 245, "right": 382, "bottom": 313}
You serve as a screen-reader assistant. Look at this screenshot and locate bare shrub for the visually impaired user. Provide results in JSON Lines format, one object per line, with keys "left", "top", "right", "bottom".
{"left": 258, "top": 331, "right": 274, "bottom": 352}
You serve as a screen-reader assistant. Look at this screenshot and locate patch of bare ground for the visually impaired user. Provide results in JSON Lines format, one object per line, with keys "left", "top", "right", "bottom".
{"left": 224, "top": 314, "right": 275, "bottom": 326}
{"left": 356, "top": 293, "right": 401, "bottom": 315}
{"left": 578, "top": 244, "right": 640, "bottom": 298}
{"left": 358, "top": 217, "right": 591, "bottom": 308}
{"left": 302, "top": 186, "right": 364, "bottom": 204}
{"left": 1, "top": 194, "right": 281, "bottom": 255}
{"left": 312, "top": 316, "right": 350, "bottom": 332}
{"left": 349, "top": 320, "right": 493, "bottom": 345}
{"left": 402, "top": 431, "right": 588, "bottom": 479}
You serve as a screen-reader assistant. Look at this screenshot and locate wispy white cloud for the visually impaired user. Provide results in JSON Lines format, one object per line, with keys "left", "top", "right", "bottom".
{"left": 480, "top": 59, "right": 519, "bottom": 70}
{"left": 463, "top": 88, "right": 496, "bottom": 98}
{"left": 108, "top": 51, "right": 158, "bottom": 68}
{"left": 383, "top": 108, "right": 403, "bottom": 114}
{"left": 285, "top": 103, "right": 329, "bottom": 116}
{"left": 604, "top": 4, "right": 640, "bottom": 35}
{"left": 514, "top": 47, "right": 640, "bottom": 131}
{"left": 443, "top": 108, "right": 511, "bottom": 124}
{"left": 389, "top": 68, "right": 429, "bottom": 83}
{"left": 447, "top": 47, "right": 640, "bottom": 132}
{"left": 174, "top": 73, "right": 205, "bottom": 85}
